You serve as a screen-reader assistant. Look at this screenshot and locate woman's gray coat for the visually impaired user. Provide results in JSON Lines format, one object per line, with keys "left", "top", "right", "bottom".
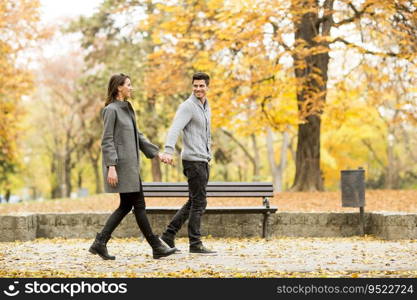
{"left": 101, "top": 100, "right": 159, "bottom": 193}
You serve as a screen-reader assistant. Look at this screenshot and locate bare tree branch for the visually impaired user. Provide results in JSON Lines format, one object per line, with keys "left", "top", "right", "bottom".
{"left": 331, "top": 37, "right": 400, "bottom": 58}
{"left": 331, "top": 2, "right": 374, "bottom": 28}
{"left": 220, "top": 128, "right": 256, "bottom": 166}
{"left": 269, "top": 20, "right": 292, "bottom": 52}
{"left": 361, "top": 138, "right": 385, "bottom": 168}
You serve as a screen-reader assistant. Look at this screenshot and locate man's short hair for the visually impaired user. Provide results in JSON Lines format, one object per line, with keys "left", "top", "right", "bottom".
{"left": 192, "top": 72, "right": 210, "bottom": 86}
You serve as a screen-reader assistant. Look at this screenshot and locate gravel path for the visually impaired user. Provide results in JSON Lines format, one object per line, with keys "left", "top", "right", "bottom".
{"left": 1, "top": 236, "right": 417, "bottom": 277}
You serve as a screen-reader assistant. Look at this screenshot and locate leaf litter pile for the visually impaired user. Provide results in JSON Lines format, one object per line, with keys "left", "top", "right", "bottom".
{"left": 1, "top": 236, "right": 417, "bottom": 278}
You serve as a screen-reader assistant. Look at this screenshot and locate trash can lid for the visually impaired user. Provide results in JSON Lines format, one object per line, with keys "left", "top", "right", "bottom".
{"left": 341, "top": 169, "right": 365, "bottom": 173}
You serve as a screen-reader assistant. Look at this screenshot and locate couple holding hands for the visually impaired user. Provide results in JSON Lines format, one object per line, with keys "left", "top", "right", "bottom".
{"left": 89, "top": 72, "right": 215, "bottom": 260}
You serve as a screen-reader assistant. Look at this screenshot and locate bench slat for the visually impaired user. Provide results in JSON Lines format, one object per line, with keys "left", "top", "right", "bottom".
{"left": 143, "top": 192, "right": 274, "bottom": 197}
{"left": 142, "top": 181, "right": 276, "bottom": 239}
{"left": 142, "top": 186, "right": 273, "bottom": 192}
{"left": 143, "top": 182, "right": 273, "bottom": 187}
{"left": 146, "top": 206, "right": 278, "bottom": 214}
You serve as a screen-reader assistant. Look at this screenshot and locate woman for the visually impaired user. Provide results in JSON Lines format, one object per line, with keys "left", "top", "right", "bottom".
{"left": 89, "top": 73, "right": 175, "bottom": 260}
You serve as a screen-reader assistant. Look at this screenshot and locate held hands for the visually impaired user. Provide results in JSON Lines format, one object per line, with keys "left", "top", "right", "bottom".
{"left": 107, "top": 154, "right": 173, "bottom": 188}
{"left": 107, "top": 166, "right": 118, "bottom": 187}
{"left": 158, "top": 152, "right": 175, "bottom": 166}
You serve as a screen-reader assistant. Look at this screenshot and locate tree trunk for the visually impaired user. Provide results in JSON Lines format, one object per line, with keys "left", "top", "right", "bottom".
{"left": 223, "top": 167, "right": 229, "bottom": 181}
{"left": 221, "top": 129, "right": 257, "bottom": 180}
{"left": 77, "top": 169, "right": 83, "bottom": 190}
{"left": 89, "top": 152, "right": 102, "bottom": 194}
{"left": 64, "top": 153, "right": 72, "bottom": 197}
{"left": 51, "top": 153, "right": 60, "bottom": 199}
{"left": 290, "top": 0, "right": 333, "bottom": 191}
{"left": 266, "top": 128, "right": 280, "bottom": 191}
{"left": 266, "top": 127, "right": 289, "bottom": 192}
{"left": 142, "top": 2, "right": 162, "bottom": 182}
{"left": 279, "top": 130, "right": 290, "bottom": 190}
{"left": 5, "top": 189, "right": 10, "bottom": 203}
{"left": 386, "top": 129, "right": 400, "bottom": 189}
{"left": 31, "top": 187, "right": 38, "bottom": 200}
{"left": 144, "top": 96, "right": 162, "bottom": 181}
{"left": 58, "top": 153, "right": 66, "bottom": 198}
{"left": 251, "top": 134, "right": 261, "bottom": 180}
{"left": 291, "top": 117, "right": 323, "bottom": 191}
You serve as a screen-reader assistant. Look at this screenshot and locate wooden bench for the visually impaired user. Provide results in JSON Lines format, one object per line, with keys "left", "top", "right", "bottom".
{"left": 143, "top": 182, "right": 277, "bottom": 238}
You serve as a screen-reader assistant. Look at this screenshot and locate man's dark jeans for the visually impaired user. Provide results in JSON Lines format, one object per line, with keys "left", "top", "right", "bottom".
{"left": 164, "top": 160, "right": 209, "bottom": 246}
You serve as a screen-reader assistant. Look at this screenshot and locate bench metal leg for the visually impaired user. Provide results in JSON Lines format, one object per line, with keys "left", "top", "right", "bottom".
{"left": 262, "top": 197, "right": 271, "bottom": 238}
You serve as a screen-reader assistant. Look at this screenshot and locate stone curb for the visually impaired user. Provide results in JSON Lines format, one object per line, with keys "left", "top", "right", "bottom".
{"left": 0, "top": 212, "right": 416, "bottom": 242}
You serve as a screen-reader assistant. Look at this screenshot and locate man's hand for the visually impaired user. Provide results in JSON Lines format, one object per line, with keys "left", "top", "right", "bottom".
{"left": 107, "top": 166, "right": 118, "bottom": 187}
{"left": 158, "top": 152, "right": 174, "bottom": 166}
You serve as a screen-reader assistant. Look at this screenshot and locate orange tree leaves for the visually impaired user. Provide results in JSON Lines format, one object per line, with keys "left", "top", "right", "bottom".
{"left": 0, "top": 0, "right": 42, "bottom": 189}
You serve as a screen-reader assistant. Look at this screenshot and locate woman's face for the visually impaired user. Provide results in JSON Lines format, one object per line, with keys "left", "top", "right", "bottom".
{"left": 118, "top": 78, "right": 132, "bottom": 99}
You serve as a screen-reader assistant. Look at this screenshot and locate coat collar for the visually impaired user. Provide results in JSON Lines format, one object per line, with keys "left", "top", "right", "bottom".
{"left": 112, "top": 100, "right": 130, "bottom": 108}
{"left": 190, "top": 93, "right": 209, "bottom": 109}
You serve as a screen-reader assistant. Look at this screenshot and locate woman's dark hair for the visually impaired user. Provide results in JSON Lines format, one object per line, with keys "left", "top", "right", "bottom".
{"left": 105, "top": 73, "right": 130, "bottom": 106}
{"left": 192, "top": 72, "right": 210, "bottom": 86}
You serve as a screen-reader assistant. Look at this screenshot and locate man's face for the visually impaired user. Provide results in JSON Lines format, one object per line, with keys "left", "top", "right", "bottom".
{"left": 192, "top": 79, "right": 208, "bottom": 100}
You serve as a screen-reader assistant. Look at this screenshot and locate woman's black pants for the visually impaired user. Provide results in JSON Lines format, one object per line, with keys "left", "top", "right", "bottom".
{"left": 100, "top": 187, "right": 155, "bottom": 244}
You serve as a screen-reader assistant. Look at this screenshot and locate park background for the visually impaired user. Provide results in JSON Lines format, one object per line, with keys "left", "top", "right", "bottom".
{"left": 1, "top": 0, "right": 417, "bottom": 279}
{"left": 0, "top": 0, "right": 417, "bottom": 212}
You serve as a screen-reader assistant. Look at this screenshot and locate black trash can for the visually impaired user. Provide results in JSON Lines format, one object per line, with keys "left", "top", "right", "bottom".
{"left": 341, "top": 168, "right": 365, "bottom": 208}
{"left": 341, "top": 167, "right": 365, "bottom": 235}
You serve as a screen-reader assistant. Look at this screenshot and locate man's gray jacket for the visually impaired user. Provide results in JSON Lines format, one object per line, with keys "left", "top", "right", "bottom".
{"left": 164, "top": 93, "right": 212, "bottom": 162}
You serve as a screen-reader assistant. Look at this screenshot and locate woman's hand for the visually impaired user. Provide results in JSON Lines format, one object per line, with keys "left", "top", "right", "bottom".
{"left": 158, "top": 152, "right": 174, "bottom": 166}
{"left": 107, "top": 166, "right": 118, "bottom": 187}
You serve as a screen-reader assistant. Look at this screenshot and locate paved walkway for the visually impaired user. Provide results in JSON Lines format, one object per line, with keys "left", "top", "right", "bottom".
{"left": 1, "top": 236, "right": 417, "bottom": 277}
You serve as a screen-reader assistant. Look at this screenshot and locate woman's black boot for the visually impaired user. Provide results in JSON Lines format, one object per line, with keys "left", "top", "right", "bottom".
{"left": 89, "top": 232, "right": 116, "bottom": 260}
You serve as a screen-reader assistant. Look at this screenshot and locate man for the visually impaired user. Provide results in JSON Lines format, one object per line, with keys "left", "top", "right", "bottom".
{"left": 159, "top": 72, "right": 216, "bottom": 254}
